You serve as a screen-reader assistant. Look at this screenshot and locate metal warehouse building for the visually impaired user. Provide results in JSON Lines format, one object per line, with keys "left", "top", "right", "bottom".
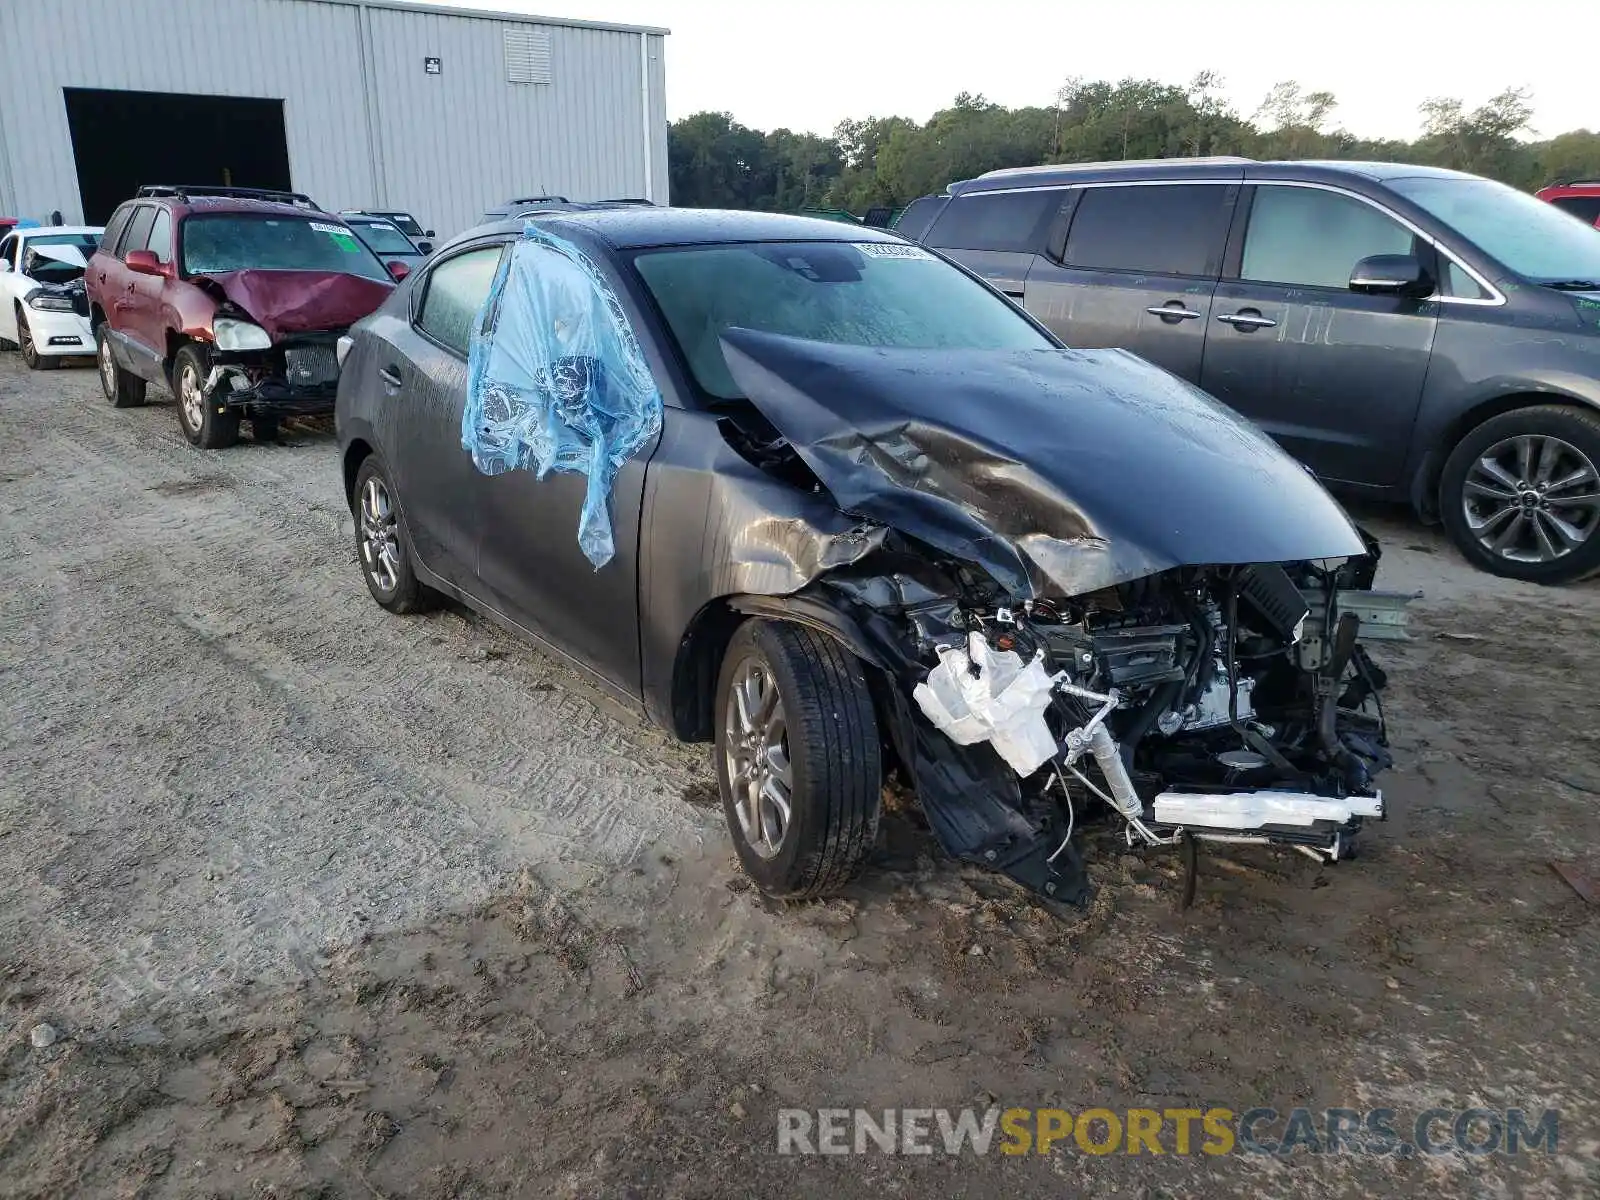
{"left": 0, "top": 0, "right": 669, "bottom": 237}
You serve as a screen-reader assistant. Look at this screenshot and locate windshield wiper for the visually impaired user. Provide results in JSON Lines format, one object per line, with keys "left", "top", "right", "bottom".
{"left": 1540, "top": 279, "right": 1600, "bottom": 291}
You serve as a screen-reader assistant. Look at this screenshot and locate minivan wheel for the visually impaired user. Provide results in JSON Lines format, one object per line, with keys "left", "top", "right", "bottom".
{"left": 173, "top": 345, "right": 239, "bottom": 449}
{"left": 1440, "top": 404, "right": 1600, "bottom": 583}
{"left": 96, "top": 325, "right": 146, "bottom": 408}
{"left": 352, "top": 455, "right": 432, "bottom": 614}
{"left": 713, "top": 619, "right": 882, "bottom": 899}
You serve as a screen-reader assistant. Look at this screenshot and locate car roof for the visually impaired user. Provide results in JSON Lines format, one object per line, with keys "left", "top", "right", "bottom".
{"left": 954, "top": 157, "right": 1481, "bottom": 194}
{"left": 135, "top": 195, "right": 335, "bottom": 220}
{"left": 15, "top": 225, "right": 101, "bottom": 237}
{"left": 462, "top": 207, "right": 907, "bottom": 250}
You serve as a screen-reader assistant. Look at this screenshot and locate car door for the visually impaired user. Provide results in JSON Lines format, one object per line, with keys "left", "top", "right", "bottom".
{"left": 0, "top": 235, "right": 19, "bottom": 342}
{"left": 1200, "top": 183, "right": 1438, "bottom": 487}
{"left": 381, "top": 240, "right": 508, "bottom": 588}
{"left": 471, "top": 240, "right": 658, "bottom": 695}
{"left": 1022, "top": 181, "right": 1239, "bottom": 381}
{"left": 124, "top": 207, "right": 173, "bottom": 362}
{"left": 106, "top": 204, "right": 159, "bottom": 370}
{"left": 923, "top": 188, "right": 1064, "bottom": 300}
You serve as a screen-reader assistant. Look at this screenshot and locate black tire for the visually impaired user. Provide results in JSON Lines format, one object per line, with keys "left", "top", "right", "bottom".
{"left": 172, "top": 344, "right": 239, "bottom": 449}
{"left": 714, "top": 619, "right": 882, "bottom": 899}
{"left": 18, "top": 311, "right": 59, "bottom": 370}
{"left": 1440, "top": 404, "right": 1600, "bottom": 584}
{"left": 96, "top": 323, "right": 146, "bottom": 408}
{"left": 352, "top": 454, "right": 432, "bottom": 614}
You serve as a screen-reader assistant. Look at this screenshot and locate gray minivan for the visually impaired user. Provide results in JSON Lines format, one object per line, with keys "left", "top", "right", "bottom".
{"left": 910, "top": 158, "right": 1600, "bottom": 583}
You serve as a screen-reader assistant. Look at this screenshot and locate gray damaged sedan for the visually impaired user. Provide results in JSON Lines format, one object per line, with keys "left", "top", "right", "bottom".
{"left": 335, "top": 209, "right": 1411, "bottom": 905}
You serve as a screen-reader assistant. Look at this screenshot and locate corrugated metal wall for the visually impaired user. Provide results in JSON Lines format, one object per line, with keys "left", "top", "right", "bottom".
{"left": 0, "top": 0, "right": 669, "bottom": 237}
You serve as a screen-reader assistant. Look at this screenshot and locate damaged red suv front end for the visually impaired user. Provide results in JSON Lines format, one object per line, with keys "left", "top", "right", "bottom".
{"left": 88, "top": 191, "right": 399, "bottom": 444}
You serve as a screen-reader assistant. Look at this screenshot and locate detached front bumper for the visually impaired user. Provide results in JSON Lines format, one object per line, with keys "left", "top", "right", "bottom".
{"left": 204, "top": 335, "right": 343, "bottom": 417}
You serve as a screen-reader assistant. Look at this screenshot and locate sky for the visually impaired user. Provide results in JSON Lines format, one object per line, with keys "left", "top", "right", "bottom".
{"left": 428, "top": 0, "right": 1594, "bottom": 143}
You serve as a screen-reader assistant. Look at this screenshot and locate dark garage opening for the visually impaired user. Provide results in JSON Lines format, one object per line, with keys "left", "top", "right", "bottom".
{"left": 64, "top": 88, "right": 292, "bottom": 223}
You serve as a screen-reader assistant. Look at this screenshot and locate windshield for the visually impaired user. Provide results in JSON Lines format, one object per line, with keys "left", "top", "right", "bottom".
{"left": 180, "top": 215, "right": 391, "bottom": 281}
{"left": 633, "top": 240, "right": 1052, "bottom": 399}
{"left": 379, "top": 212, "right": 425, "bottom": 239}
{"left": 21, "top": 233, "right": 100, "bottom": 282}
{"left": 350, "top": 220, "right": 417, "bottom": 256}
{"left": 1389, "top": 175, "right": 1600, "bottom": 285}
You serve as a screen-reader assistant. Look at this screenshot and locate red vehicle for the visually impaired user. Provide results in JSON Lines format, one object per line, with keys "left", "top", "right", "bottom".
{"left": 1536, "top": 179, "right": 1600, "bottom": 228}
{"left": 87, "top": 185, "right": 406, "bottom": 448}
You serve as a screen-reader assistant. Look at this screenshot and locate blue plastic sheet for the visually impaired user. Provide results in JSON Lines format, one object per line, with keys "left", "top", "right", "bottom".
{"left": 462, "top": 225, "right": 663, "bottom": 567}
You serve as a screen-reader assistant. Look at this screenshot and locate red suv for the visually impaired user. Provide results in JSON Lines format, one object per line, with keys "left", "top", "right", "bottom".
{"left": 88, "top": 186, "right": 405, "bottom": 448}
{"left": 1536, "top": 179, "right": 1600, "bottom": 228}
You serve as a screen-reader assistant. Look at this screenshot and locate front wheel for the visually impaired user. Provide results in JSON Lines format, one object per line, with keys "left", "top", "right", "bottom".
{"left": 17, "top": 312, "right": 59, "bottom": 370}
{"left": 1440, "top": 405, "right": 1600, "bottom": 584}
{"left": 173, "top": 344, "right": 239, "bottom": 449}
{"left": 714, "top": 619, "right": 882, "bottom": 899}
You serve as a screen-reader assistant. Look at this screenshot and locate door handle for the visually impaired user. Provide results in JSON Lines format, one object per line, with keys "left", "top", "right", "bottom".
{"left": 1215, "top": 311, "right": 1277, "bottom": 330}
{"left": 1002, "top": 289, "right": 1025, "bottom": 299}
{"left": 378, "top": 364, "right": 404, "bottom": 391}
{"left": 1146, "top": 304, "right": 1202, "bottom": 321}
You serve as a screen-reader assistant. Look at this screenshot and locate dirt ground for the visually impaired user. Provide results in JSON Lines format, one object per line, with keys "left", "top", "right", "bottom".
{"left": 1, "top": 353, "right": 1597, "bottom": 1199}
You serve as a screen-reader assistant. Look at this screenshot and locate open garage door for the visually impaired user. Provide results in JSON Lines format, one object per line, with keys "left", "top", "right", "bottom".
{"left": 64, "top": 88, "right": 292, "bottom": 223}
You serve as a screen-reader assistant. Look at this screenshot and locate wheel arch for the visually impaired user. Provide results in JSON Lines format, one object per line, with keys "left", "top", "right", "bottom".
{"left": 1414, "top": 390, "right": 1600, "bottom": 518}
{"left": 343, "top": 438, "right": 375, "bottom": 513}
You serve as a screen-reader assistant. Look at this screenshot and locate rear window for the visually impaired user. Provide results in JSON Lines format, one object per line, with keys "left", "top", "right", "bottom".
{"left": 924, "top": 189, "right": 1061, "bottom": 253}
{"left": 893, "top": 195, "right": 949, "bottom": 242}
{"left": 179, "top": 215, "right": 390, "bottom": 281}
{"left": 1064, "top": 184, "right": 1234, "bottom": 278}
{"left": 351, "top": 221, "right": 417, "bottom": 256}
{"left": 101, "top": 205, "right": 134, "bottom": 252}
{"left": 633, "top": 239, "right": 1052, "bottom": 400}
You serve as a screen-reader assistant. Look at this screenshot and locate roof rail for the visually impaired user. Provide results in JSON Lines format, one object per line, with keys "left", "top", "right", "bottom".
{"left": 1551, "top": 177, "right": 1600, "bottom": 188}
{"left": 136, "top": 184, "right": 323, "bottom": 211}
{"left": 977, "top": 155, "right": 1255, "bottom": 179}
{"left": 506, "top": 194, "right": 571, "bottom": 205}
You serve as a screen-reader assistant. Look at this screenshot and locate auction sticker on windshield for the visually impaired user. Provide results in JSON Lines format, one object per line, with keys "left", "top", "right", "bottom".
{"left": 853, "top": 242, "right": 933, "bottom": 260}
{"left": 311, "top": 221, "right": 363, "bottom": 253}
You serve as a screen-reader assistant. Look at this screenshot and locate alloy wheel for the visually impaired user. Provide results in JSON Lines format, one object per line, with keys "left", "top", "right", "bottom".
{"left": 178, "top": 361, "right": 205, "bottom": 432}
{"left": 98, "top": 335, "right": 116, "bottom": 395}
{"left": 1462, "top": 434, "right": 1600, "bottom": 564}
{"left": 359, "top": 476, "right": 402, "bottom": 594}
{"left": 723, "top": 659, "right": 792, "bottom": 859}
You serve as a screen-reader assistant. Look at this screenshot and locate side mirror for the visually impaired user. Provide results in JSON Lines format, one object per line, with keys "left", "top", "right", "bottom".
{"left": 1350, "top": 253, "right": 1432, "bottom": 298}
{"left": 386, "top": 260, "right": 411, "bottom": 282}
{"left": 0, "top": 260, "right": 10, "bottom": 273}
{"left": 416, "top": 241, "right": 433, "bottom": 255}
{"left": 126, "top": 249, "right": 170, "bottom": 278}
{"left": 424, "top": 230, "right": 436, "bottom": 239}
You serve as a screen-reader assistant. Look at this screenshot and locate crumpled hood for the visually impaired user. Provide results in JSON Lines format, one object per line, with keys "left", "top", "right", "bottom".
{"left": 198, "top": 270, "right": 393, "bottom": 340}
{"left": 719, "top": 330, "right": 1367, "bottom": 598}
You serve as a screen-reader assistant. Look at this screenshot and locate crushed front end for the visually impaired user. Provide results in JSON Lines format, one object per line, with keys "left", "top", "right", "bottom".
{"left": 204, "top": 330, "right": 346, "bottom": 418}
{"left": 802, "top": 538, "right": 1410, "bottom": 904}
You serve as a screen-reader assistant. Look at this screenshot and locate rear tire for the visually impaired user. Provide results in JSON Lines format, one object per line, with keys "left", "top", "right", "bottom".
{"left": 173, "top": 344, "right": 239, "bottom": 449}
{"left": 352, "top": 455, "right": 432, "bottom": 614}
{"left": 96, "top": 324, "right": 146, "bottom": 408}
{"left": 714, "top": 619, "right": 882, "bottom": 899}
{"left": 1440, "top": 404, "right": 1600, "bottom": 584}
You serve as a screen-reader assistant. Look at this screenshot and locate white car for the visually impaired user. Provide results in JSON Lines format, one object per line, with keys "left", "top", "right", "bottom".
{"left": 0, "top": 225, "right": 102, "bottom": 369}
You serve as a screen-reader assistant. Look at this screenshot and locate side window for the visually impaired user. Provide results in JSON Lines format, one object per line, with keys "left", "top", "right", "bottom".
{"left": 924, "top": 189, "right": 1061, "bottom": 253}
{"left": 1550, "top": 196, "right": 1600, "bottom": 225}
{"left": 416, "top": 245, "right": 506, "bottom": 356}
{"left": 1063, "top": 184, "right": 1233, "bottom": 278}
{"left": 0, "top": 236, "right": 15, "bottom": 269}
{"left": 1445, "top": 260, "right": 1492, "bottom": 300}
{"left": 1241, "top": 187, "right": 1415, "bottom": 290}
{"left": 119, "top": 206, "right": 156, "bottom": 258}
{"left": 146, "top": 209, "right": 173, "bottom": 263}
{"left": 101, "top": 205, "right": 133, "bottom": 252}
{"left": 893, "top": 195, "right": 948, "bottom": 243}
